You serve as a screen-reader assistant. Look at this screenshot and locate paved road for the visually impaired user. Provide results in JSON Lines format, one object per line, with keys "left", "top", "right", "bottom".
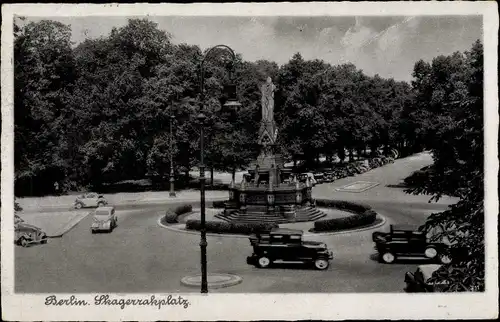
{"left": 15, "top": 152, "right": 456, "bottom": 293}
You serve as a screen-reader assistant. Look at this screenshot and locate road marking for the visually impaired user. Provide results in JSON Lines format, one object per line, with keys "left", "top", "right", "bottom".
{"left": 336, "top": 181, "right": 380, "bottom": 193}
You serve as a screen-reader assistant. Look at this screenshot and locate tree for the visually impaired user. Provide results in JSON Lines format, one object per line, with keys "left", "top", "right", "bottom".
{"left": 405, "top": 40, "right": 484, "bottom": 291}
{"left": 14, "top": 19, "right": 77, "bottom": 195}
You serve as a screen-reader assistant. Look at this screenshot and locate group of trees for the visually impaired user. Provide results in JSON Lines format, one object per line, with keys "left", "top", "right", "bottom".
{"left": 13, "top": 18, "right": 486, "bottom": 291}
{"left": 405, "top": 40, "right": 485, "bottom": 291}
{"left": 13, "top": 18, "right": 419, "bottom": 195}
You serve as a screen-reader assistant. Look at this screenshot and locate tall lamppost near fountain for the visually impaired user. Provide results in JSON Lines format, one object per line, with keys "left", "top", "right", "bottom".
{"left": 198, "top": 44, "right": 241, "bottom": 293}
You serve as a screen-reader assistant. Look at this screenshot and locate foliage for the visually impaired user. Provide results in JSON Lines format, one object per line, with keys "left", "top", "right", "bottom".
{"left": 404, "top": 40, "right": 484, "bottom": 291}
{"left": 313, "top": 199, "right": 376, "bottom": 232}
{"left": 14, "top": 18, "right": 421, "bottom": 195}
{"left": 163, "top": 204, "right": 193, "bottom": 224}
{"left": 315, "top": 199, "right": 372, "bottom": 213}
{"left": 185, "top": 220, "right": 277, "bottom": 234}
{"left": 314, "top": 210, "right": 377, "bottom": 232}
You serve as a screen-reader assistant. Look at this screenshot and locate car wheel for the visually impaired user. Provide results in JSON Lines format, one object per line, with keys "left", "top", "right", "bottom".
{"left": 439, "top": 254, "right": 452, "bottom": 264}
{"left": 75, "top": 203, "right": 83, "bottom": 209}
{"left": 424, "top": 247, "right": 438, "bottom": 259}
{"left": 381, "top": 252, "right": 396, "bottom": 264}
{"left": 314, "top": 259, "right": 329, "bottom": 270}
{"left": 257, "top": 256, "right": 271, "bottom": 268}
{"left": 20, "top": 237, "right": 29, "bottom": 247}
{"left": 97, "top": 202, "right": 104, "bottom": 207}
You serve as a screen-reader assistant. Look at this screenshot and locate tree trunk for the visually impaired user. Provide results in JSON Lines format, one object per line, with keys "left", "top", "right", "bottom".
{"left": 210, "top": 167, "right": 214, "bottom": 186}
{"left": 232, "top": 168, "right": 236, "bottom": 182}
{"left": 338, "top": 146, "right": 345, "bottom": 164}
{"left": 349, "top": 149, "right": 354, "bottom": 162}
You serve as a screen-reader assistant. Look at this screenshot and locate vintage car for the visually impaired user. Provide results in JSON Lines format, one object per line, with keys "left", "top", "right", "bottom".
{"left": 91, "top": 206, "right": 117, "bottom": 233}
{"left": 404, "top": 264, "right": 447, "bottom": 292}
{"left": 14, "top": 214, "right": 48, "bottom": 247}
{"left": 74, "top": 192, "right": 108, "bottom": 209}
{"left": 372, "top": 224, "right": 452, "bottom": 264}
{"left": 321, "top": 169, "right": 335, "bottom": 183}
{"left": 247, "top": 228, "right": 333, "bottom": 270}
{"left": 313, "top": 172, "right": 325, "bottom": 184}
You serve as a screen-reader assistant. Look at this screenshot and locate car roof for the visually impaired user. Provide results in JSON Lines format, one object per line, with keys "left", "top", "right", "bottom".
{"left": 270, "top": 228, "right": 303, "bottom": 236}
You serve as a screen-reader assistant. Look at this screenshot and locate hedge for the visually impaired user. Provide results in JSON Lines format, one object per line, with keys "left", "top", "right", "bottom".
{"left": 185, "top": 220, "right": 278, "bottom": 235}
{"left": 315, "top": 199, "right": 371, "bottom": 214}
{"left": 163, "top": 204, "right": 193, "bottom": 224}
{"left": 314, "top": 209, "right": 377, "bottom": 232}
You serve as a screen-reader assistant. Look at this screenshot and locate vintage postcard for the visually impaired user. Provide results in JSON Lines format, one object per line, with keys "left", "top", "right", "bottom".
{"left": 1, "top": 2, "right": 498, "bottom": 321}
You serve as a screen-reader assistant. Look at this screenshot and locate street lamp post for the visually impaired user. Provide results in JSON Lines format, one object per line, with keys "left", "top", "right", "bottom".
{"left": 169, "top": 110, "right": 176, "bottom": 198}
{"left": 198, "top": 44, "right": 240, "bottom": 293}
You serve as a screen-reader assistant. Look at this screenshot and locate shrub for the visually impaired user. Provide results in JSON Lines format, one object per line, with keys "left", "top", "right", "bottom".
{"left": 164, "top": 211, "right": 178, "bottom": 224}
{"left": 185, "top": 220, "right": 278, "bottom": 235}
{"left": 163, "top": 204, "right": 193, "bottom": 224}
{"left": 175, "top": 204, "right": 192, "bottom": 215}
{"left": 314, "top": 210, "right": 377, "bottom": 232}
{"left": 315, "top": 199, "right": 371, "bottom": 213}
{"left": 212, "top": 200, "right": 228, "bottom": 208}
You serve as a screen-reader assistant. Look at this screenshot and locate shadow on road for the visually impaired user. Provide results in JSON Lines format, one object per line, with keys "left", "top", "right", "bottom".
{"left": 369, "top": 253, "right": 437, "bottom": 265}
{"left": 254, "top": 263, "right": 324, "bottom": 271}
{"left": 385, "top": 183, "right": 407, "bottom": 189}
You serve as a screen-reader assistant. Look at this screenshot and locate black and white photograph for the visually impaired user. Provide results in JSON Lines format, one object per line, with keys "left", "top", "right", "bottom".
{"left": 1, "top": 2, "right": 498, "bottom": 321}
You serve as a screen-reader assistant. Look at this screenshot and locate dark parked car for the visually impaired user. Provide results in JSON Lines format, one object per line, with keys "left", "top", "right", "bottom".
{"left": 321, "top": 169, "right": 335, "bottom": 183}
{"left": 247, "top": 228, "right": 333, "bottom": 270}
{"left": 404, "top": 264, "right": 447, "bottom": 292}
{"left": 313, "top": 172, "right": 325, "bottom": 184}
{"left": 372, "top": 224, "right": 452, "bottom": 264}
{"left": 14, "top": 215, "right": 48, "bottom": 247}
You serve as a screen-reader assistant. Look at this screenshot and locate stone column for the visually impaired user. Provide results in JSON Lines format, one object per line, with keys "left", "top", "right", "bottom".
{"left": 267, "top": 175, "right": 275, "bottom": 214}
{"left": 295, "top": 180, "right": 303, "bottom": 206}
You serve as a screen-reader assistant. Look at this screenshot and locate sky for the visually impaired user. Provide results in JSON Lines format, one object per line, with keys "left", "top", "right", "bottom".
{"left": 22, "top": 15, "right": 482, "bottom": 82}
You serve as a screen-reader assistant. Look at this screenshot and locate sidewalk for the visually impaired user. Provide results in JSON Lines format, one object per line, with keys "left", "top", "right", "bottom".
{"left": 17, "top": 211, "right": 91, "bottom": 238}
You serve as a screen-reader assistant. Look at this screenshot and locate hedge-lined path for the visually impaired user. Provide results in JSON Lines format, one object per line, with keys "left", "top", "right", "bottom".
{"left": 15, "top": 152, "right": 457, "bottom": 293}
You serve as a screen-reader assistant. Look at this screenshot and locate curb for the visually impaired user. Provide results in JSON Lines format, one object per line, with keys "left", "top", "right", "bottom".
{"left": 48, "top": 212, "right": 91, "bottom": 238}
{"left": 157, "top": 213, "right": 387, "bottom": 238}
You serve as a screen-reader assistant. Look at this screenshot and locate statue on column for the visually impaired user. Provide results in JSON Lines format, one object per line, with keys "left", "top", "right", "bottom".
{"left": 261, "top": 76, "right": 276, "bottom": 123}
{"left": 259, "top": 76, "right": 278, "bottom": 144}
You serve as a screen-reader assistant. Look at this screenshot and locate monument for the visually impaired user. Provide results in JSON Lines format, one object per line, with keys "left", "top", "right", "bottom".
{"left": 216, "top": 77, "right": 327, "bottom": 224}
